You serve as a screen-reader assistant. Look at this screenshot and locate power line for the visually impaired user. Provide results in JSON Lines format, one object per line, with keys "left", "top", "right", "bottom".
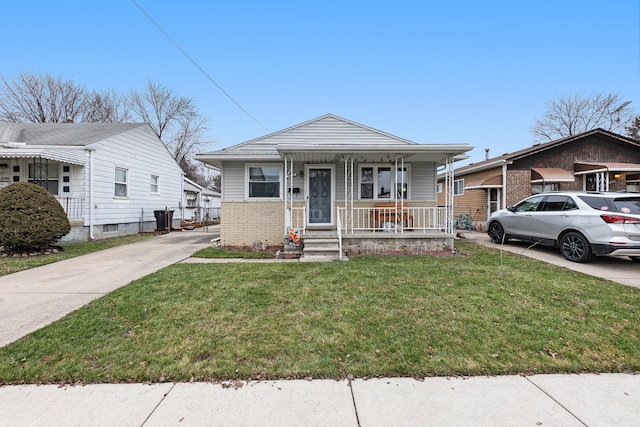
{"left": 130, "top": 0, "right": 270, "bottom": 132}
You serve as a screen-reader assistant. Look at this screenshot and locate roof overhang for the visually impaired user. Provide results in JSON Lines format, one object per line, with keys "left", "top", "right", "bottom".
{"left": 574, "top": 162, "right": 640, "bottom": 175}
{"left": 197, "top": 144, "right": 473, "bottom": 168}
{"left": 531, "top": 167, "right": 575, "bottom": 183}
{"left": 0, "top": 147, "right": 87, "bottom": 165}
{"left": 464, "top": 175, "right": 503, "bottom": 189}
{"left": 276, "top": 144, "right": 472, "bottom": 165}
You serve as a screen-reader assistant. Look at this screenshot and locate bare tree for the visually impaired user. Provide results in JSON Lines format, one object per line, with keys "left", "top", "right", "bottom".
{"left": 128, "top": 80, "right": 208, "bottom": 180}
{"left": 84, "top": 89, "right": 131, "bottom": 123}
{"left": 626, "top": 115, "right": 640, "bottom": 141}
{"left": 0, "top": 72, "right": 88, "bottom": 123}
{"left": 531, "top": 93, "right": 634, "bottom": 142}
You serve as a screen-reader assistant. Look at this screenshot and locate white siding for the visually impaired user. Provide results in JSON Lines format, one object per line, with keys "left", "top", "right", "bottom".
{"left": 89, "top": 125, "right": 184, "bottom": 225}
{"left": 411, "top": 162, "right": 437, "bottom": 200}
{"left": 221, "top": 161, "right": 246, "bottom": 201}
{"left": 233, "top": 115, "right": 417, "bottom": 153}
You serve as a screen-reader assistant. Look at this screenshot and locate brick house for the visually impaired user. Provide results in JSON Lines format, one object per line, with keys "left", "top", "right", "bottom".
{"left": 437, "top": 129, "right": 640, "bottom": 231}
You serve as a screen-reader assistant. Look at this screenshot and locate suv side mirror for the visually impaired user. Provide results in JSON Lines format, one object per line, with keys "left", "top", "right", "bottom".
{"left": 507, "top": 205, "right": 516, "bottom": 212}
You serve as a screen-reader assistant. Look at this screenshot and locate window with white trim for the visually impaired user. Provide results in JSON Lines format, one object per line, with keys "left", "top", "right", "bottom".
{"left": 453, "top": 179, "right": 464, "bottom": 196}
{"left": 437, "top": 182, "right": 443, "bottom": 193}
{"left": 114, "top": 167, "right": 128, "bottom": 198}
{"left": 247, "top": 165, "right": 281, "bottom": 198}
{"left": 150, "top": 175, "right": 159, "bottom": 193}
{"left": 359, "top": 165, "right": 410, "bottom": 200}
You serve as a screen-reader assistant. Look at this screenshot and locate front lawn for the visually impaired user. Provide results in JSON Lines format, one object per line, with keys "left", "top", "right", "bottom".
{"left": 0, "top": 241, "right": 638, "bottom": 384}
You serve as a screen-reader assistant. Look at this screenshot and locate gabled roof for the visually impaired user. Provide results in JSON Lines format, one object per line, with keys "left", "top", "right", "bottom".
{"left": 196, "top": 113, "right": 473, "bottom": 166}
{"left": 450, "top": 128, "right": 640, "bottom": 177}
{"left": 0, "top": 123, "right": 147, "bottom": 147}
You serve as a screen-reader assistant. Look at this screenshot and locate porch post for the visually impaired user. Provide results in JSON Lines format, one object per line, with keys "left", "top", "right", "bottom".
{"left": 445, "top": 155, "right": 455, "bottom": 234}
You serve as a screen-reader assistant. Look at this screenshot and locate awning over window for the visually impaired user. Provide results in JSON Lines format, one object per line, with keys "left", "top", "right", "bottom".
{"left": 0, "top": 148, "right": 86, "bottom": 165}
{"left": 531, "top": 167, "right": 575, "bottom": 183}
{"left": 574, "top": 162, "right": 640, "bottom": 175}
{"left": 464, "top": 175, "right": 502, "bottom": 189}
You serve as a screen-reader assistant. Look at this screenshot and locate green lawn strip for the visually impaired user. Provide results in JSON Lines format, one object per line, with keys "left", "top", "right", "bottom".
{"left": 0, "top": 241, "right": 638, "bottom": 384}
{"left": 191, "top": 247, "right": 276, "bottom": 259}
{"left": 0, "top": 235, "right": 153, "bottom": 277}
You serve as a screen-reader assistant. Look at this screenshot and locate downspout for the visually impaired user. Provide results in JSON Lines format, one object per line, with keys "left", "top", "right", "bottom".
{"left": 88, "top": 148, "right": 95, "bottom": 240}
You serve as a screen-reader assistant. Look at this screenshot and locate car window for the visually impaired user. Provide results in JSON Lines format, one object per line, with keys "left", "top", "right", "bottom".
{"left": 563, "top": 197, "right": 578, "bottom": 210}
{"left": 514, "top": 195, "right": 544, "bottom": 212}
{"left": 578, "top": 195, "right": 613, "bottom": 211}
{"left": 540, "top": 195, "right": 574, "bottom": 211}
{"left": 612, "top": 197, "right": 640, "bottom": 214}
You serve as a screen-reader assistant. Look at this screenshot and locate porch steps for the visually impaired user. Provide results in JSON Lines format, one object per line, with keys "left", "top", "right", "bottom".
{"left": 301, "top": 235, "right": 342, "bottom": 262}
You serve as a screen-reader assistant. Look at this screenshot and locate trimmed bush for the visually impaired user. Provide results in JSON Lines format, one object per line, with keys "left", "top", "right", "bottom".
{"left": 0, "top": 181, "right": 71, "bottom": 252}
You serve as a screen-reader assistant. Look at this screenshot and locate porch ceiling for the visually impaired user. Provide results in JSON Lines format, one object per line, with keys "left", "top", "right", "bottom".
{"left": 574, "top": 162, "right": 640, "bottom": 175}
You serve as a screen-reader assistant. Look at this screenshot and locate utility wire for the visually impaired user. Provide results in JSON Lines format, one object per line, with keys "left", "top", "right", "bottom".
{"left": 130, "top": 0, "right": 270, "bottom": 132}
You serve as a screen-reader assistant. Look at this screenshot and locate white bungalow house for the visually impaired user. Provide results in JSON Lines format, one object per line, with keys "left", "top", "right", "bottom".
{"left": 0, "top": 122, "right": 184, "bottom": 242}
{"left": 195, "top": 114, "right": 472, "bottom": 259}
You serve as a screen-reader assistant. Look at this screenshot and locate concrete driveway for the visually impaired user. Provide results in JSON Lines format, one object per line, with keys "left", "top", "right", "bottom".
{"left": 0, "top": 228, "right": 218, "bottom": 348}
{"left": 461, "top": 231, "right": 640, "bottom": 289}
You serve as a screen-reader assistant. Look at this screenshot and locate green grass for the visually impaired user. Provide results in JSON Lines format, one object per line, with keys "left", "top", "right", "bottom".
{"left": 0, "top": 241, "right": 638, "bottom": 384}
{"left": 192, "top": 247, "right": 276, "bottom": 259}
{"left": 0, "top": 235, "right": 152, "bottom": 277}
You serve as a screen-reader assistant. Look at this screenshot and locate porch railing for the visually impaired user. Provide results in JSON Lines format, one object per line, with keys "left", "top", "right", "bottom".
{"left": 338, "top": 206, "right": 447, "bottom": 234}
{"left": 287, "top": 207, "right": 306, "bottom": 233}
{"left": 55, "top": 197, "right": 84, "bottom": 220}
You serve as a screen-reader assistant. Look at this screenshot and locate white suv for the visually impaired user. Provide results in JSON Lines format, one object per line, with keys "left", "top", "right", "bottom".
{"left": 487, "top": 192, "right": 640, "bottom": 263}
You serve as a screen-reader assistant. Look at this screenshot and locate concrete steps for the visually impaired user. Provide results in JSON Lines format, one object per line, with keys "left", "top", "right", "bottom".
{"left": 301, "top": 234, "right": 343, "bottom": 262}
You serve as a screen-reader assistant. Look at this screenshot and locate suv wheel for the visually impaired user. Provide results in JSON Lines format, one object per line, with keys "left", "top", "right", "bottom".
{"left": 560, "top": 232, "right": 593, "bottom": 263}
{"left": 488, "top": 221, "right": 508, "bottom": 244}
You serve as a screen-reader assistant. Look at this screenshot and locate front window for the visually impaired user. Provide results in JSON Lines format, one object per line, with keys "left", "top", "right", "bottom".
{"left": 248, "top": 165, "right": 281, "bottom": 198}
{"left": 115, "top": 167, "right": 128, "bottom": 198}
{"left": 28, "top": 162, "right": 59, "bottom": 195}
{"left": 359, "top": 165, "right": 410, "bottom": 200}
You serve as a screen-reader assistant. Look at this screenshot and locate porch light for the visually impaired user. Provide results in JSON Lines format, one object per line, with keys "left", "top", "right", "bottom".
{"left": 613, "top": 173, "right": 623, "bottom": 179}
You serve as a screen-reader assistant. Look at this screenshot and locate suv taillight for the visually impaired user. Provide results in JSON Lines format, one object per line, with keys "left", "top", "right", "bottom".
{"left": 600, "top": 214, "right": 640, "bottom": 224}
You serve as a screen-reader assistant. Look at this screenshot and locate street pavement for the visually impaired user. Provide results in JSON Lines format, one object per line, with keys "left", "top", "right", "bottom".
{"left": 1, "top": 227, "right": 639, "bottom": 426}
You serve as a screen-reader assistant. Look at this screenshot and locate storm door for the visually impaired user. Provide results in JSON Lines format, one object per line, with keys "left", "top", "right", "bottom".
{"left": 306, "top": 166, "right": 334, "bottom": 225}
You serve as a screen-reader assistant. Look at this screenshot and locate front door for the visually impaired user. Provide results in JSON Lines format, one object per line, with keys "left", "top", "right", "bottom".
{"left": 306, "top": 166, "right": 334, "bottom": 225}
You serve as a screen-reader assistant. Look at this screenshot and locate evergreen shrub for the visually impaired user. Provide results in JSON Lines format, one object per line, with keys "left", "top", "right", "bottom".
{"left": 0, "top": 181, "right": 71, "bottom": 252}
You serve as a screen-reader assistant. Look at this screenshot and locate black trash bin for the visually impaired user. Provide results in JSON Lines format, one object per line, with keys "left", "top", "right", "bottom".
{"left": 154, "top": 209, "right": 174, "bottom": 231}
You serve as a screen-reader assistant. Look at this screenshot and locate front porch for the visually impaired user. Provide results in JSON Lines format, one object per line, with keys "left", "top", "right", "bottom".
{"left": 286, "top": 204, "right": 453, "bottom": 260}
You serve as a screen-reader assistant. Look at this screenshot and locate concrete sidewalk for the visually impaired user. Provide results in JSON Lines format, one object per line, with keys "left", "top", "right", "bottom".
{"left": 0, "top": 228, "right": 217, "bottom": 347}
{"left": 1, "top": 373, "right": 639, "bottom": 426}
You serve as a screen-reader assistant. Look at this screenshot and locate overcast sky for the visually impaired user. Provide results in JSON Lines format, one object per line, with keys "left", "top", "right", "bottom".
{"left": 3, "top": 0, "right": 639, "bottom": 165}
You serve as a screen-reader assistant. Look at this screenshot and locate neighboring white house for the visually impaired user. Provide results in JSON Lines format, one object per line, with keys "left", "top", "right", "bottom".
{"left": 0, "top": 122, "right": 185, "bottom": 242}
{"left": 195, "top": 114, "right": 472, "bottom": 258}
{"left": 182, "top": 176, "right": 221, "bottom": 223}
